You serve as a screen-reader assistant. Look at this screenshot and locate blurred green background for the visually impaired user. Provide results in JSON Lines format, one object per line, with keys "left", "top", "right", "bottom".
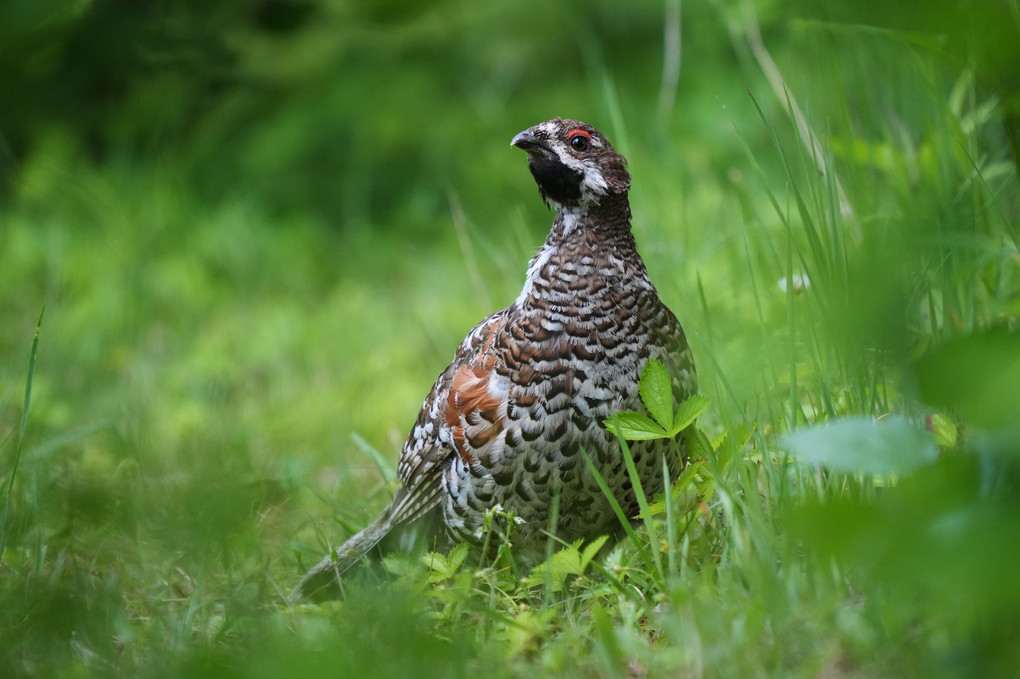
{"left": 2, "top": 0, "right": 1019, "bottom": 677}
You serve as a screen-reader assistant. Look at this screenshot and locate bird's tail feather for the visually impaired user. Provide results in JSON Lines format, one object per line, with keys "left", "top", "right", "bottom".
{"left": 289, "top": 507, "right": 394, "bottom": 604}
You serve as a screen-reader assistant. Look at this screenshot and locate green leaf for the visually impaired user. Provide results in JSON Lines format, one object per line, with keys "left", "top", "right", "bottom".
{"left": 382, "top": 552, "right": 420, "bottom": 578}
{"left": 421, "top": 550, "right": 449, "bottom": 573}
{"left": 445, "top": 542, "right": 469, "bottom": 573}
{"left": 915, "top": 329, "right": 1020, "bottom": 429}
{"left": 672, "top": 394, "right": 710, "bottom": 433}
{"left": 684, "top": 426, "right": 713, "bottom": 461}
{"left": 421, "top": 542, "right": 469, "bottom": 583}
{"left": 553, "top": 544, "right": 584, "bottom": 577}
{"left": 638, "top": 358, "right": 673, "bottom": 429}
{"left": 782, "top": 416, "right": 937, "bottom": 476}
{"left": 603, "top": 412, "right": 668, "bottom": 440}
{"left": 579, "top": 535, "right": 610, "bottom": 573}
{"left": 529, "top": 538, "right": 601, "bottom": 592}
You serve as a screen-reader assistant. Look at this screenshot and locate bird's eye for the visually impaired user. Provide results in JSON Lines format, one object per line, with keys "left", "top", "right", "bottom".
{"left": 567, "top": 129, "right": 591, "bottom": 151}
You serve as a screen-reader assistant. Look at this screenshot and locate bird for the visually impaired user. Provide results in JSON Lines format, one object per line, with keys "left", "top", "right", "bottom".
{"left": 292, "top": 118, "right": 696, "bottom": 602}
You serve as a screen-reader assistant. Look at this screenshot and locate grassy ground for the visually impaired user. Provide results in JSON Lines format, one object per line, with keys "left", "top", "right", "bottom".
{"left": 2, "top": 2, "right": 1019, "bottom": 677}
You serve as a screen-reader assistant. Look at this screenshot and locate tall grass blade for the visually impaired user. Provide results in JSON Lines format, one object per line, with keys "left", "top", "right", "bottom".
{"left": 351, "top": 432, "right": 396, "bottom": 482}
{"left": 580, "top": 446, "right": 658, "bottom": 579}
{"left": 614, "top": 432, "right": 664, "bottom": 582}
{"left": 662, "top": 453, "right": 677, "bottom": 577}
{"left": 1, "top": 305, "right": 44, "bottom": 564}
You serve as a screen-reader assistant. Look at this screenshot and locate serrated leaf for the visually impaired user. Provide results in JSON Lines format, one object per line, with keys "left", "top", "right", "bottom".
{"left": 782, "top": 416, "right": 937, "bottom": 476}
{"left": 421, "top": 542, "right": 469, "bottom": 582}
{"left": 639, "top": 358, "right": 673, "bottom": 429}
{"left": 421, "top": 550, "right": 449, "bottom": 575}
{"left": 529, "top": 540, "right": 587, "bottom": 592}
{"left": 445, "top": 542, "right": 469, "bottom": 572}
{"left": 684, "top": 426, "right": 713, "bottom": 460}
{"left": 672, "top": 394, "right": 710, "bottom": 433}
{"left": 710, "top": 430, "right": 728, "bottom": 452}
{"left": 555, "top": 547, "right": 583, "bottom": 577}
{"left": 580, "top": 535, "right": 610, "bottom": 572}
{"left": 604, "top": 412, "right": 668, "bottom": 440}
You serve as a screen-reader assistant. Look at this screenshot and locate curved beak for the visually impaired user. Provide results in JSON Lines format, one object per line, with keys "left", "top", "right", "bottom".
{"left": 511, "top": 129, "right": 553, "bottom": 158}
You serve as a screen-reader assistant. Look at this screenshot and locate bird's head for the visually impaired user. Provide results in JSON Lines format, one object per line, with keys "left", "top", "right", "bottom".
{"left": 511, "top": 118, "right": 629, "bottom": 213}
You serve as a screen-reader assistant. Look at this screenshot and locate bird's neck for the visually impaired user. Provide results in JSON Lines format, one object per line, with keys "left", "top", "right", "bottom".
{"left": 515, "top": 191, "right": 651, "bottom": 308}
{"left": 550, "top": 191, "right": 632, "bottom": 242}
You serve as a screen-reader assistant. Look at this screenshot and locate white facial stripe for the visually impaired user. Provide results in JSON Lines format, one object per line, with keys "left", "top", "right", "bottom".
{"left": 581, "top": 160, "right": 608, "bottom": 195}
{"left": 537, "top": 121, "right": 558, "bottom": 137}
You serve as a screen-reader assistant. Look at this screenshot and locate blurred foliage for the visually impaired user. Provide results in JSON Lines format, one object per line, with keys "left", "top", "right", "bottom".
{"left": 1, "top": 0, "right": 758, "bottom": 228}
{"left": 1, "top": 0, "right": 1019, "bottom": 677}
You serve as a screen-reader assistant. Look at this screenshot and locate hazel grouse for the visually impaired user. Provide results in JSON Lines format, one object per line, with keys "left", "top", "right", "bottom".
{"left": 293, "top": 118, "right": 696, "bottom": 601}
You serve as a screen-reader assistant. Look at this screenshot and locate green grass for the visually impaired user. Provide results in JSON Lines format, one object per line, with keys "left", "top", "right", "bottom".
{"left": 2, "top": 2, "right": 1019, "bottom": 677}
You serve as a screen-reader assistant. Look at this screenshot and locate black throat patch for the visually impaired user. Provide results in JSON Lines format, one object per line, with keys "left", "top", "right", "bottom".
{"left": 528, "top": 156, "right": 583, "bottom": 207}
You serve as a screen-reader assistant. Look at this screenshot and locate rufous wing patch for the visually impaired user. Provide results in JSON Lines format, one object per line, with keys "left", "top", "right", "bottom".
{"left": 445, "top": 357, "right": 505, "bottom": 465}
